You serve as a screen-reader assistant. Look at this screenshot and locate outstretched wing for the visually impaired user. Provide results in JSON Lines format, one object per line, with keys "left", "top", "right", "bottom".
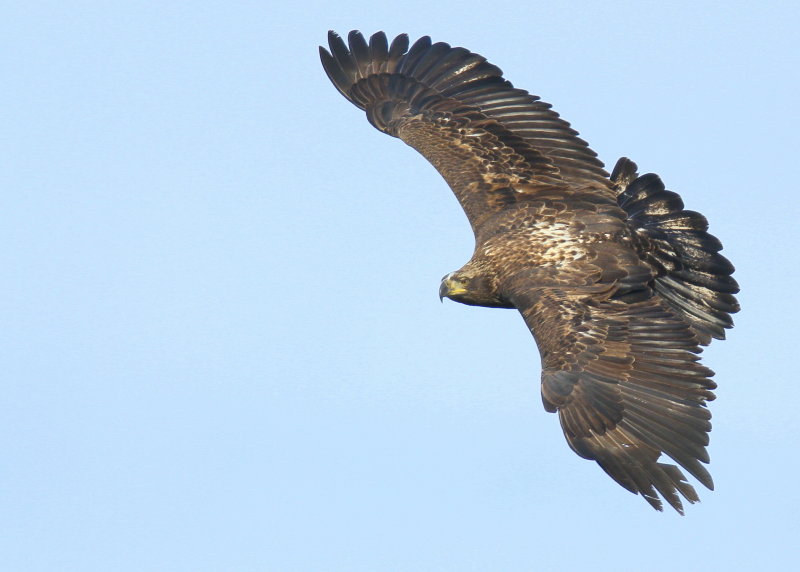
{"left": 508, "top": 282, "right": 716, "bottom": 514}
{"left": 320, "top": 31, "right": 616, "bottom": 234}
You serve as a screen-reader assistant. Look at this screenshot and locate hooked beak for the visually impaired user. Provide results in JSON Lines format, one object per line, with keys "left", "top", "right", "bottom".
{"left": 439, "top": 274, "right": 466, "bottom": 302}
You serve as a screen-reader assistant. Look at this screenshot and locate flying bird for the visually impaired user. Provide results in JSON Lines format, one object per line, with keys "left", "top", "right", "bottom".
{"left": 320, "top": 30, "right": 739, "bottom": 514}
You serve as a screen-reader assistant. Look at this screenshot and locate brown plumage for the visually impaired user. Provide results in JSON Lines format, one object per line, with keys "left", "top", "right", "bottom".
{"left": 320, "top": 30, "right": 739, "bottom": 514}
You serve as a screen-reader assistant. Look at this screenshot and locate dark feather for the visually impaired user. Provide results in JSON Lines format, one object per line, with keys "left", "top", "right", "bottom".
{"left": 613, "top": 158, "right": 740, "bottom": 343}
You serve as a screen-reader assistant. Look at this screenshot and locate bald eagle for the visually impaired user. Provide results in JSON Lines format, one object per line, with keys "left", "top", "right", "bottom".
{"left": 320, "top": 31, "right": 739, "bottom": 514}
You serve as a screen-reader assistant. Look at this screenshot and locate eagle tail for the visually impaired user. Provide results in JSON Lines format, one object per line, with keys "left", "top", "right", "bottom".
{"left": 611, "top": 158, "right": 740, "bottom": 344}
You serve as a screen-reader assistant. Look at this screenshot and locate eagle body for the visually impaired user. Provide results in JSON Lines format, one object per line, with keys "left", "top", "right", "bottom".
{"left": 321, "top": 31, "right": 739, "bottom": 514}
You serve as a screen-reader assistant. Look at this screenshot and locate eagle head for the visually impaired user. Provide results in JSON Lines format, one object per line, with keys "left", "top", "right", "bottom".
{"left": 439, "top": 269, "right": 514, "bottom": 309}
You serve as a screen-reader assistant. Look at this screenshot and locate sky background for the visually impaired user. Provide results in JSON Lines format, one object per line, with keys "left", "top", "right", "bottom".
{"left": 2, "top": 1, "right": 799, "bottom": 570}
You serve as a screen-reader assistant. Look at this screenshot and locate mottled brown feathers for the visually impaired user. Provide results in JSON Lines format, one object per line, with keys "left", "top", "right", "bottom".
{"left": 320, "top": 30, "right": 739, "bottom": 514}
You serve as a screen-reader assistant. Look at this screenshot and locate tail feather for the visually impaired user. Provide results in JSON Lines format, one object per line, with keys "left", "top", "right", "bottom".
{"left": 611, "top": 158, "right": 740, "bottom": 344}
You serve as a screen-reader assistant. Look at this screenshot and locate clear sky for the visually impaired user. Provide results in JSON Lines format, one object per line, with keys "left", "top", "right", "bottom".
{"left": 2, "top": 1, "right": 799, "bottom": 570}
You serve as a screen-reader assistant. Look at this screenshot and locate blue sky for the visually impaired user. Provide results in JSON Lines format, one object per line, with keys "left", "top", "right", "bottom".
{"left": 2, "top": 1, "right": 799, "bottom": 570}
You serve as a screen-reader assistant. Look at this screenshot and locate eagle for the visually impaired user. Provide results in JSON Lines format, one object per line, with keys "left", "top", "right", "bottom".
{"left": 320, "top": 30, "right": 739, "bottom": 514}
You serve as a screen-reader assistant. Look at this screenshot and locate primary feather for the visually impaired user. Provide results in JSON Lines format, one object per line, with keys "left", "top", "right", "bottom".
{"left": 320, "top": 30, "right": 739, "bottom": 514}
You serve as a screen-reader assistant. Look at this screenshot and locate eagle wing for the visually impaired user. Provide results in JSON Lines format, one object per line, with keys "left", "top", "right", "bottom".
{"left": 507, "top": 278, "right": 716, "bottom": 514}
{"left": 320, "top": 31, "right": 616, "bottom": 235}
